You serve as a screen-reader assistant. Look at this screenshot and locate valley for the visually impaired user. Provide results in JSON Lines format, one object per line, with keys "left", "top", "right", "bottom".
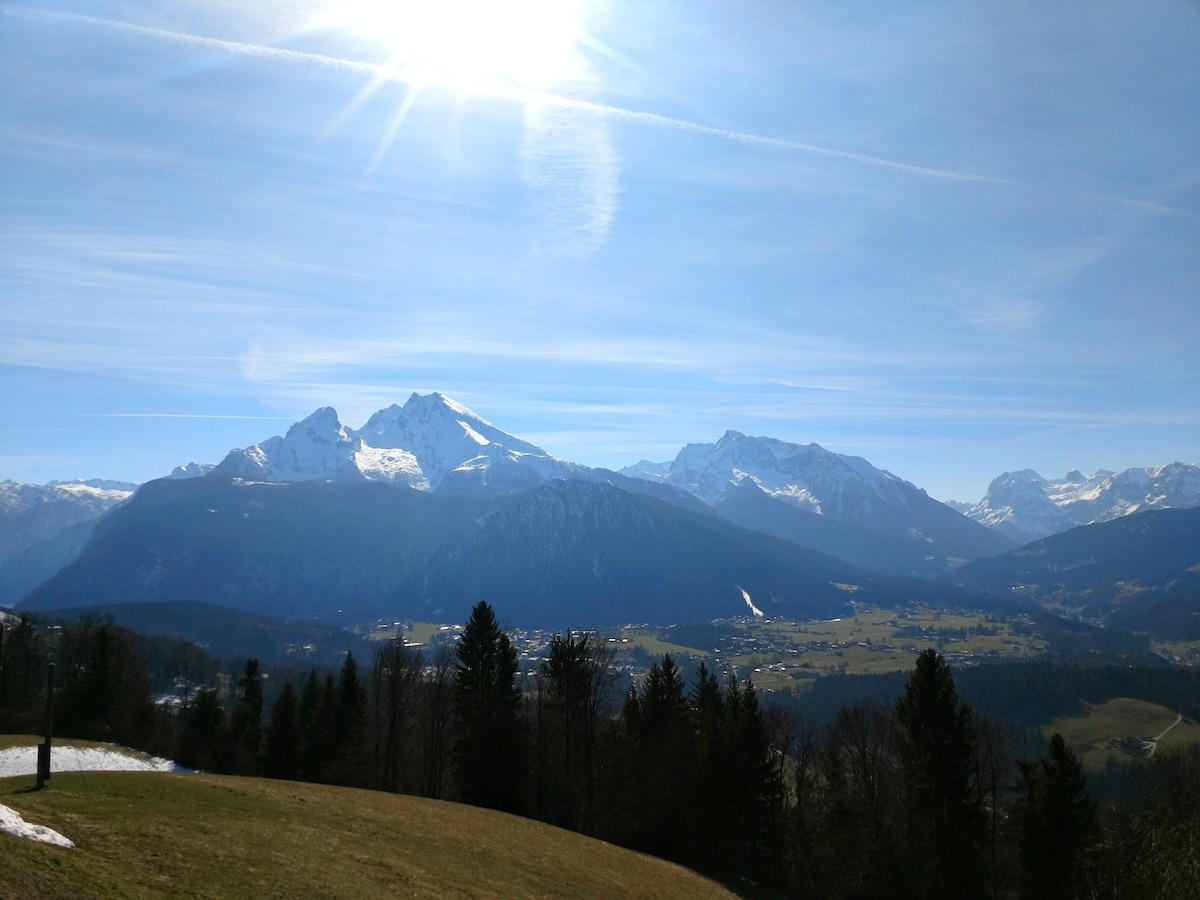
{"left": 387, "top": 600, "right": 1199, "bottom": 694}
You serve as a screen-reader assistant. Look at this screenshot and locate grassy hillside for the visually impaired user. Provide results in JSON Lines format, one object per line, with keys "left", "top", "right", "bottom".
{"left": 1, "top": 769, "right": 736, "bottom": 899}
{"left": 1046, "top": 697, "right": 1200, "bottom": 772}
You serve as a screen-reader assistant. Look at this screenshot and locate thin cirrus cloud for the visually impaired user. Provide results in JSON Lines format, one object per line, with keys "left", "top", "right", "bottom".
{"left": 7, "top": 7, "right": 1013, "bottom": 186}
{"left": 2, "top": 6, "right": 1015, "bottom": 275}
{"left": 519, "top": 104, "right": 620, "bottom": 257}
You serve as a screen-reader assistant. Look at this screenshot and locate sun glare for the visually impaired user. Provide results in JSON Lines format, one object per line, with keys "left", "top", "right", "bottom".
{"left": 328, "top": 0, "right": 586, "bottom": 91}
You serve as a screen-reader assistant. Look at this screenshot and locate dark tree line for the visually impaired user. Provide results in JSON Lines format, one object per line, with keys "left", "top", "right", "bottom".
{"left": 3, "top": 608, "right": 1198, "bottom": 896}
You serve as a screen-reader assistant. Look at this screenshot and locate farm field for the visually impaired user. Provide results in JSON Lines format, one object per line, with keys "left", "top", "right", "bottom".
{"left": 618, "top": 604, "right": 1049, "bottom": 687}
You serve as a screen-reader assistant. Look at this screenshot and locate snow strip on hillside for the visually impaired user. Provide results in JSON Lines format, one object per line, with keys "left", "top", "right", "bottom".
{"left": 0, "top": 745, "right": 188, "bottom": 847}
{"left": 0, "top": 745, "right": 186, "bottom": 779}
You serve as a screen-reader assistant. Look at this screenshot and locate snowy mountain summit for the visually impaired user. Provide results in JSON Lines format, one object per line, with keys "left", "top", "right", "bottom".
{"left": 213, "top": 392, "right": 584, "bottom": 494}
{"left": 622, "top": 431, "right": 942, "bottom": 529}
{"left": 965, "top": 462, "right": 1200, "bottom": 543}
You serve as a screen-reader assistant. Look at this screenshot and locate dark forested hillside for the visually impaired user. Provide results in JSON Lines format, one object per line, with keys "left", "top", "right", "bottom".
{"left": 19, "top": 477, "right": 501, "bottom": 621}
{"left": 19, "top": 475, "right": 992, "bottom": 628}
{"left": 716, "top": 478, "right": 1016, "bottom": 578}
{"left": 946, "top": 507, "right": 1200, "bottom": 638}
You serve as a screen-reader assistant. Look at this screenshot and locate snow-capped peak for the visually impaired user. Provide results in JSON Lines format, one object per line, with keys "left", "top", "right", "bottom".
{"left": 210, "top": 393, "right": 582, "bottom": 494}
{"left": 622, "top": 431, "right": 918, "bottom": 525}
{"left": 964, "top": 462, "right": 1200, "bottom": 543}
{"left": 214, "top": 407, "right": 364, "bottom": 483}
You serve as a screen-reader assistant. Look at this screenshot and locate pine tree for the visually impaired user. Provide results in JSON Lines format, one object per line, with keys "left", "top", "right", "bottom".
{"left": 894, "top": 648, "right": 985, "bottom": 899}
{"left": 0, "top": 615, "right": 45, "bottom": 733}
{"left": 723, "top": 677, "right": 784, "bottom": 884}
{"left": 1016, "top": 733, "right": 1096, "bottom": 900}
{"left": 619, "top": 654, "right": 693, "bottom": 861}
{"left": 296, "top": 669, "right": 328, "bottom": 782}
{"left": 535, "top": 631, "right": 618, "bottom": 833}
{"left": 689, "top": 663, "right": 726, "bottom": 866}
{"left": 177, "top": 688, "right": 228, "bottom": 772}
{"left": 330, "top": 652, "right": 369, "bottom": 787}
{"left": 451, "top": 601, "right": 524, "bottom": 812}
{"left": 229, "top": 659, "right": 263, "bottom": 776}
{"left": 262, "top": 680, "right": 298, "bottom": 780}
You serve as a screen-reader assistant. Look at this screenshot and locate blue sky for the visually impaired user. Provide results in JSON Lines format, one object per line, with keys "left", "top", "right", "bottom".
{"left": 2, "top": 1, "right": 1197, "bottom": 502}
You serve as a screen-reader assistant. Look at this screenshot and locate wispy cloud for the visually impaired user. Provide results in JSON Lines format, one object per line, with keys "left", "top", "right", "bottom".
{"left": 519, "top": 104, "right": 620, "bottom": 256}
{"left": 8, "top": 7, "right": 1011, "bottom": 186}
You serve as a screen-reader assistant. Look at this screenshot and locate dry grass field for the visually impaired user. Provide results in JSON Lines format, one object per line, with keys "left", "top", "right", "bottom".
{"left": 1, "top": 766, "right": 736, "bottom": 899}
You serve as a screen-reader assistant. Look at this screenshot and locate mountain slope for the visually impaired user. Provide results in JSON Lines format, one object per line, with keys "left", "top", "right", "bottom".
{"left": 965, "top": 463, "right": 1200, "bottom": 543}
{"left": 622, "top": 431, "right": 1013, "bottom": 572}
{"left": 0, "top": 480, "right": 136, "bottom": 605}
{"left": 713, "top": 481, "right": 1004, "bottom": 578}
{"left": 947, "top": 507, "right": 1200, "bottom": 638}
{"left": 17, "top": 474, "right": 979, "bottom": 628}
{"left": 19, "top": 477, "right": 499, "bottom": 621}
{"left": 413, "top": 479, "right": 978, "bottom": 627}
{"left": 0, "top": 479, "right": 134, "bottom": 564}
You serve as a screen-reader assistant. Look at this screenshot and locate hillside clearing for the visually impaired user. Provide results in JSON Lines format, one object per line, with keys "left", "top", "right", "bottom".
{"left": 1047, "top": 697, "right": 1200, "bottom": 772}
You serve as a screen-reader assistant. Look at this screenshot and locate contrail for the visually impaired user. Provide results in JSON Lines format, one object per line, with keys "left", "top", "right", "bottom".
{"left": 75, "top": 413, "right": 297, "bottom": 420}
{"left": 11, "top": 7, "right": 1016, "bottom": 185}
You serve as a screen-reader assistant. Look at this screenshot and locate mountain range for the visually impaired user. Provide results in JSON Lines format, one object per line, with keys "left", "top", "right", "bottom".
{"left": 6, "top": 393, "right": 1198, "bottom": 630}
{"left": 0, "top": 479, "right": 136, "bottom": 605}
{"left": 948, "top": 464, "right": 1200, "bottom": 544}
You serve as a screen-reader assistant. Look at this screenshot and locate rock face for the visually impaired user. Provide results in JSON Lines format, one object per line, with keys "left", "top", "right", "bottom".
{"left": 964, "top": 463, "right": 1200, "bottom": 544}
{"left": 212, "top": 392, "right": 584, "bottom": 495}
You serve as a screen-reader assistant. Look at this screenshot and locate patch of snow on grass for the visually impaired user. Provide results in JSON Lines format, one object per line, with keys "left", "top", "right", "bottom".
{"left": 0, "top": 803, "right": 74, "bottom": 847}
{"left": 0, "top": 744, "right": 189, "bottom": 848}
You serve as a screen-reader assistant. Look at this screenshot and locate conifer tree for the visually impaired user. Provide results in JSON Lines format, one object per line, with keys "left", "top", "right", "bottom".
{"left": 725, "top": 677, "right": 783, "bottom": 883}
{"left": 0, "top": 615, "right": 45, "bottom": 733}
{"left": 229, "top": 658, "right": 263, "bottom": 776}
{"left": 296, "top": 669, "right": 329, "bottom": 782}
{"left": 262, "top": 680, "right": 298, "bottom": 780}
{"left": 451, "top": 601, "right": 524, "bottom": 812}
{"left": 177, "top": 688, "right": 228, "bottom": 772}
{"left": 330, "top": 652, "right": 369, "bottom": 786}
{"left": 619, "top": 654, "right": 692, "bottom": 861}
{"left": 689, "top": 663, "right": 727, "bottom": 865}
{"left": 1015, "top": 732, "right": 1096, "bottom": 900}
{"left": 535, "top": 631, "right": 618, "bottom": 833}
{"left": 56, "top": 620, "right": 156, "bottom": 747}
{"left": 894, "top": 648, "right": 984, "bottom": 899}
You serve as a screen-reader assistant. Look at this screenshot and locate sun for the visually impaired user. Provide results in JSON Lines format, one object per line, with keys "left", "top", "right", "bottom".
{"left": 326, "top": 0, "right": 588, "bottom": 92}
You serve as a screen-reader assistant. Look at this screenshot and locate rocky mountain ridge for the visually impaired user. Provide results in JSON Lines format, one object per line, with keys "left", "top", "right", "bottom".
{"left": 212, "top": 392, "right": 585, "bottom": 495}
{"left": 956, "top": 463, "right": 1200, "bottom": 544}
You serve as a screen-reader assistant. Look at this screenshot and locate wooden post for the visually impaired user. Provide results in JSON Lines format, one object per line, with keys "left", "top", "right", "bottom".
{"left": 36, "top": 661, "right": 55, "bottom": 789}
